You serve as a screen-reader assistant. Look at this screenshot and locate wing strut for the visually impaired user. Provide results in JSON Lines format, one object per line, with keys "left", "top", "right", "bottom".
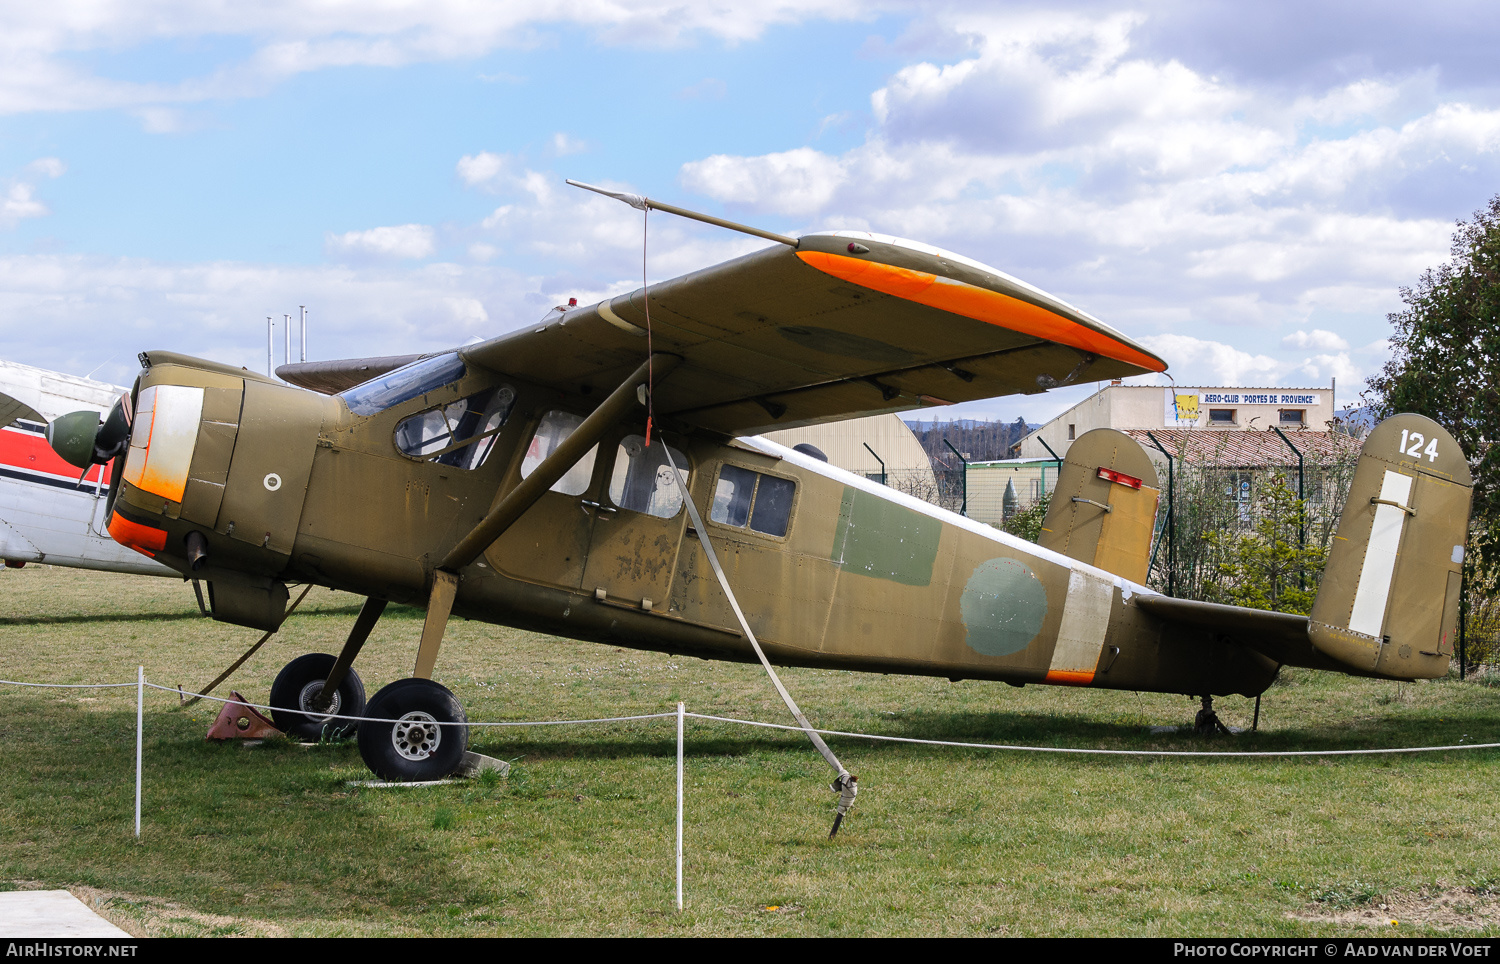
{"left": 405, "top": 353, "right": 681, "bottom": 679}
{"left": 660, "top": 445, "right": 858, "bottom": 834}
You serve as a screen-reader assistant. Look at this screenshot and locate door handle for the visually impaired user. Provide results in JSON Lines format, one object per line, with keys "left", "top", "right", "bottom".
{"left": 580, "top": 500, "right": 617, "bottom": 514}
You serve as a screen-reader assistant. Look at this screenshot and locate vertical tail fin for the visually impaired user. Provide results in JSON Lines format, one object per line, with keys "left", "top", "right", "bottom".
{"left": 1038, "top": 429, "right": 1160, "bottom": 583}
{"left": 1309, "top": 414, "right": 1472, "bottom": 679}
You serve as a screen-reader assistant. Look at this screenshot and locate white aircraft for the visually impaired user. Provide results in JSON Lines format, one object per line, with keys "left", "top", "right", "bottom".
{"left": 0, "top": 358, "right": 170, "bottom": 576}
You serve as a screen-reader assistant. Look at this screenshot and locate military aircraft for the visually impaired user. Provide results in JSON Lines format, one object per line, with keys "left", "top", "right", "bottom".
{"left": 34, "top": 213, "right": 1473, "bottom": 783}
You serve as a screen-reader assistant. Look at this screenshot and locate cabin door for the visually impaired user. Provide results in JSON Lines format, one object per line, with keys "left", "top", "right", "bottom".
{"left": 579, "top": 431, "right": 690, "bottom": 612}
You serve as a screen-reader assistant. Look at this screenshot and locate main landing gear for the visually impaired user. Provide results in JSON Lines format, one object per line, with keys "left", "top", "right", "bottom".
{"left": 269, "top": 653, "right": 367, "bottom": 741}
{"left": 357, "top": 678, "right": 469, "bottom": 781}
{"left": 270, "top": 587, "right": 473, "bottom": 782}
{"left": 269, "top": 653, "right": 472, "bottom": 780}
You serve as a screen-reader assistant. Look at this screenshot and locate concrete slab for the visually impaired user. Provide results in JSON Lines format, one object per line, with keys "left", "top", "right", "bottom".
{"left": 0, "top": 890, "right": 131, "bottom": 937}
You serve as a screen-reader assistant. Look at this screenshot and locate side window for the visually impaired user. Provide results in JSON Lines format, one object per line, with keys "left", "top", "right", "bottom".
{"left": 608, "top": 435, "right": 689, "bottom": 519}
{"left": 709, "top": 463, "right": 795, "bottom": 537}
{"left": 394, "top": 385, "right": 516, "bottom": 469}
{"left": 520, "top": 411, "right": 598, "bottom": 496}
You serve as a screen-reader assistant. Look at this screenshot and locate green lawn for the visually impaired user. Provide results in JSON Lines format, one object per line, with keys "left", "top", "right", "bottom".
{"left": 3, "top": 565, "right": 1500, "bottom": 936}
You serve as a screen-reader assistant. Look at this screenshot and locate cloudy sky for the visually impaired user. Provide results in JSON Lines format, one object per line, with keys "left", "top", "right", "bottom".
{"left": 2, "top": 1, "right": 1496, "bottom": 422}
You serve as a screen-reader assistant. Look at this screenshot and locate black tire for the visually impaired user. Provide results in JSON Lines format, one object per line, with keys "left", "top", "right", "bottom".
{"left": 357, "top": 678, "right": 469, "bottom": 781}
{"left": 269, "top": 653, "right": 367, "bottom": 742}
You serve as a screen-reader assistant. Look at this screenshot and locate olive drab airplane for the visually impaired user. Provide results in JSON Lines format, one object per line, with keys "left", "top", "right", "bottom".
{"left": 34, "top": 215, "right": 1474, "bottom": 783}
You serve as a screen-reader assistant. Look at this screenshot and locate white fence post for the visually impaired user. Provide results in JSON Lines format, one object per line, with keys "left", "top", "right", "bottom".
{"left": 135, "top": 666, "right": 143, "bottom": 839}
{"left": 676, "top": 701, "right": 684, "bottom": 911}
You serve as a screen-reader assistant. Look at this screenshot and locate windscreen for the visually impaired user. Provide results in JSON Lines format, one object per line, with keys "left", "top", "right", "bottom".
{"left": 340, "top": 353, "right": 467, "bottom": 416}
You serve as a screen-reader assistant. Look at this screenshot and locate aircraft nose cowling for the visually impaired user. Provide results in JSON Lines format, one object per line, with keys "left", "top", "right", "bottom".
{"left": 108, "top": 368, "right": 324, "bottom": 580}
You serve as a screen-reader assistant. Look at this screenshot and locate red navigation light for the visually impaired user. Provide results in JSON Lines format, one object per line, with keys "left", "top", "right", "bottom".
{"left": 1097, "top": 467, "right": 1143, "bottom": 489}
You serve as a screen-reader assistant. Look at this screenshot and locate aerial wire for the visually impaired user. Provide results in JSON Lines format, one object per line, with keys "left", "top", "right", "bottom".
{"left": 610, "top": 177, "right": 856, "bottom": 832}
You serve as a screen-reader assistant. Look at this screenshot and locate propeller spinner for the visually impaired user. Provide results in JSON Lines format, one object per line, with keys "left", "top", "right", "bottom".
{"left": 44, "top": 394, "right": 132, "bottom": 471}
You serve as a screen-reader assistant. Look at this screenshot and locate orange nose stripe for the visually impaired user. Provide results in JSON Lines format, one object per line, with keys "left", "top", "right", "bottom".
{"left": 107, "top": 512, "right": 167, "bottom": 558}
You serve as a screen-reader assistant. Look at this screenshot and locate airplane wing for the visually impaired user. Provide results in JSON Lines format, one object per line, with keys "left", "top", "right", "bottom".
{"left": 465, "top": 232, "right": 1165, "bottom": 436}
{"left": 0, "top": 391, "right": 45, "bottom": 429}
{"left": 281, "top": 232, "right": 1166, "bottom": 435}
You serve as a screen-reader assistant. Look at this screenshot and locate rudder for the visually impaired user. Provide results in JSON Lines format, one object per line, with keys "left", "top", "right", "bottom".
{"left": 1309, "top": 414, "right": 1473, "bottom": 679}
{"left": 1038, "top": 428, "right": 1160, "bottom": 583}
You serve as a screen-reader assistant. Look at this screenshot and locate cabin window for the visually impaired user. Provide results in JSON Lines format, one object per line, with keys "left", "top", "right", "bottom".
{"left": 341, "top": 353, "right": 467, "bottom": 416}
{"left": 608, "top": 436, "right": 689, "bottom": 519}
{"left": 520, "top": 411, "right": 599, "bottom": 496}
{"left": 710, "top": 464, "right": 795, "bottom": 537}
{"left": 394, "top": 385, "right": 516, "bottom": 469}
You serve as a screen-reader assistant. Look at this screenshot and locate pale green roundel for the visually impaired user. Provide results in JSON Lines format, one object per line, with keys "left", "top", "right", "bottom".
{"left": 960, "top": 557, "right": 1049, "bottom": 657}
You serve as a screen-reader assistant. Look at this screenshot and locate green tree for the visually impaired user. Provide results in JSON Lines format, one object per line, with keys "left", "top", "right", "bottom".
{"left": 1368, "top": 196, "right": 1500, "bottom": 669}
{"left": 1001, "top": 490, "right": 1051, "bottom": 542}
{"left": 1368, "top": 194, "right": 1500, "bottom": 574}
{"left": 1202, "top": 474, "right": 1326, "bottom": 614}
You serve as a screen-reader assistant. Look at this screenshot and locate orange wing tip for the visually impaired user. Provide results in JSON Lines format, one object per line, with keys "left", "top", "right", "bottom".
{"left": 796, "top": 250, "right": 1166, "bottom": 373}
{"left": 1043, "top": 669, "right": 1095, "bottom": 686}
{"left": 107, "top": 512, "right": 168, "bottom": 558}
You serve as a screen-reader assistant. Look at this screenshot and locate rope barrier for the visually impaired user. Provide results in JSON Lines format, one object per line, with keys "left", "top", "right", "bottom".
{"left": 6, "top": 673, "right": 1495, "bottom": 758}
{"left": 1, "top": 677, "right": 140, "bottom": 688}
{"left": 683, "top": 712, "right": 1500, "bottom": 758}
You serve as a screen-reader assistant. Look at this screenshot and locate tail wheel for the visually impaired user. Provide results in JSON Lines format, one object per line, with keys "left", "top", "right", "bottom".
{"left": 269, "top": 653, "right": 366, "bottom": 742}
{"left": 357, "top": 678, "right": 468, "bottom": 781}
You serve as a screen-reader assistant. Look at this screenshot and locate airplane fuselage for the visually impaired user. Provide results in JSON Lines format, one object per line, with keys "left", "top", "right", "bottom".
{"left": 105, "top": 351, "right": 1279, "bottom": 699}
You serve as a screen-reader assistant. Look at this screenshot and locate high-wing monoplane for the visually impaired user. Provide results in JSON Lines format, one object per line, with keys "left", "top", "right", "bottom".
{"left": 34, "top": 211, "right": 1473, "bottom": 783}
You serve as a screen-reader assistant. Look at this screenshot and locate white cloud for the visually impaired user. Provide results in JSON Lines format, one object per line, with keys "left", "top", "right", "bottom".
{"left": 1, "top": 183, "right": 48, "bottom": 227}
{"left": 27, "top": 157, "right": 64, "bottom": 178}
{"left": 549, "top": 132, "right": 588, "bottom": 156}
{"left": 326, "top": 224, "right": 437, "bottom": 260}
{"left": 1137, "top": 334, "right": 1282, "bottom": 386}
{"left": 457, "top": 151, "right": 508, "bottom": 187}
{"left": 1281, "top": 329, "right": 1349, "bottom": 351}
{"left": 681, "top": 147, "right": 845, "bottom": 217}
{"left": 0, "top": 2, "right": 869, "bottom": 115}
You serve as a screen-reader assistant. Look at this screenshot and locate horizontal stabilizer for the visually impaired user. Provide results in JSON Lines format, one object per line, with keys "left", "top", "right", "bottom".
{"left": 277, "top": 355, "right": 423, "bottom": 395}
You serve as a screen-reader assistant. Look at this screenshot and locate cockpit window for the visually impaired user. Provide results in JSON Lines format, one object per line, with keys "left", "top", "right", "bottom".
{"left": 394, "top": 384, "right": 516, "bottom": 469}
{"left": 341, "top": 353, "right": 466, "bottom": 416}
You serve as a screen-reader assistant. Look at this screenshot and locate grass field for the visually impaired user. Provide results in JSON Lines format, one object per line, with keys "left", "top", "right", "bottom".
{"left": 5, "top": 564, "right": 1500, "bottom": 936}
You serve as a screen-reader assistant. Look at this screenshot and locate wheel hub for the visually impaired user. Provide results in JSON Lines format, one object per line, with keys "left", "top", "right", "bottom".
{"left": 391, "top": 711, "right": 441, "bottom": 761}
{"left": 297, "top": 680, "right": 340, "bottom": 721}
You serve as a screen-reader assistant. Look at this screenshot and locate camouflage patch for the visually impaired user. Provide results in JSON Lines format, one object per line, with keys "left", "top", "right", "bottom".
{"left": 960, "top": 557, "right": 1049, "bottom": 657}
{"left": 831, "top": 485, "right": 940, "bottom": 586}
